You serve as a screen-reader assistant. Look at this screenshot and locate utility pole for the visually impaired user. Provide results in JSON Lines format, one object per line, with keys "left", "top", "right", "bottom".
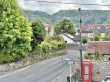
{"left": 70, "top": 64, "right": 72, "bottom": 82}
{"left": 78, "top": 7, "right": 83, "bottom": 81}
{"left": 93, "top": 18, "right": 96, "bottom": 41}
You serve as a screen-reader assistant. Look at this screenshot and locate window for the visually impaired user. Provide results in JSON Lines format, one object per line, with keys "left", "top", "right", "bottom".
{"left": 97, "top": 27, "right": 101, "bottom": 29}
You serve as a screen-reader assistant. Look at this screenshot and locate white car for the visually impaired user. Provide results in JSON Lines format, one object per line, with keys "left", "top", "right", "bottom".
{"left": 102, "top": 76, "right": 110, "bottom": 82}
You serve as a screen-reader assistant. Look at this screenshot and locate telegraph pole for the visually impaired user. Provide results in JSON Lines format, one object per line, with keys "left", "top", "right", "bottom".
{"left": 93, "top": 18, "right": 96, "bottom": 41}
{"left": 78, "top": 7, "right": 83, "bottom": 81}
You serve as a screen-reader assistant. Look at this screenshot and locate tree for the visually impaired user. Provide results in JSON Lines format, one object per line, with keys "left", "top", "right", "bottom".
{"left": 82, "top": 38, "right": 87, "bottom": 45}
{"left": 31, "top": 20, "right": 46, "bottom": 50}
{"left": 54, "top": 18, "right": 76, "bottom": 36}
{"left": 0, "top": 0, "right": 32, "bottom": 63}
{"left": 103, "top": 30, "right": 110, "bottom": 41}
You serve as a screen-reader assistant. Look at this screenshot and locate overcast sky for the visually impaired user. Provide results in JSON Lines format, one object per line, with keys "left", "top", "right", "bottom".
{"left": 18, "top": 0, "right": 110, "bottom": 14}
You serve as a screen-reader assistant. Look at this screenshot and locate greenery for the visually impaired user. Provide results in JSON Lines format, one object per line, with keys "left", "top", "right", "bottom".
{"left": 94, "top": 35, "right": 100, "bottom": 41}
{"left": 94, "top": 31, "right": 101, "bottom": 37}
{"left": 82, "top": 38, "right": 87, "bottom": 45}
{"left": 54, "top": 18, "right": 76, "bottom": 36}
{"left": 102, "top": 30, "right": 110, "bottom": 41}
{"left": 0, "top": 0, "right": 32, "bottom": 63}
{"left": 90, "top": 35, "right": 100, "bottom": 41}
{"left": 32, "top": 35, "right": 67, "bottom": 57}
{"left": 31, "top": 20, "right": 46, "bottom": 50}
{"left": 85, "top": 50, "right": 103, "bottom": 61}
{"left": 23, "top": 10, "right": 110, "bottom": 27}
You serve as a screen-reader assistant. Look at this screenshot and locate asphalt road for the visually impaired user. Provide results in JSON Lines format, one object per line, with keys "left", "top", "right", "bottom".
{"left": 0, "top": 50, "right": 81, "bottom": 82}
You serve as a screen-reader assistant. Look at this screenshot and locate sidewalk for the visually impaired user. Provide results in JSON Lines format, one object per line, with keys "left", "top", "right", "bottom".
{"left": 50, "top": 60, "right": 80, "bottom": 82}
{"left": 50, "top": 67, "right": 70, "bottom": 82}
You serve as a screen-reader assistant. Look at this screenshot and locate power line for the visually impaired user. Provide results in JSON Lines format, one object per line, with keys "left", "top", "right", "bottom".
{"left": 26, "top": 0, "right": 110, "bottom": 6}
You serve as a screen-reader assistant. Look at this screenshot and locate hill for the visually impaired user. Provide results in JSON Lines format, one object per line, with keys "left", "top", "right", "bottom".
{"left": 23, "top": 10, "right": 110, "bottom": 28}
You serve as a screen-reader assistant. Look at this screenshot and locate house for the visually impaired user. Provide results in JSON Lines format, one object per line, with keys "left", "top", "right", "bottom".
{"left": 45, "top": 24, "right": 54, "bottom": 37}
{"left": 80, "top": 24, "right": 110, "bottom": 38}
{"left": 86, "top": 41, "right": 110, "bottom": 56}
{"left": 60, "top": 33, "right": 74, "bottom": 43}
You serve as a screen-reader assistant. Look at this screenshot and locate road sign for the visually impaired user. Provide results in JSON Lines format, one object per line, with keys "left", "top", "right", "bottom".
{"left": 62, "top": 57, "right": 70, "bottom": 61}
{"left": 68, "top": 61, "right": 74, "bottom": 65}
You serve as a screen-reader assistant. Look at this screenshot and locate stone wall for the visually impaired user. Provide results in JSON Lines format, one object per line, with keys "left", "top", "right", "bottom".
{"left": 0, "top": 49, "right": 67, "bottom": 72}
{"left": 0, "top": 57, "right": 40, "bottom": 72}
{"left": 92, "top": 61, "right": 110, "bottom": 81}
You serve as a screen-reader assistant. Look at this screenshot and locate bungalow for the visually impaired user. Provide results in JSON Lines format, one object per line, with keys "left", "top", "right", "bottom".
{"left": 86, "top": 41, "right": 110, "bottom": 60}
{"left": 80, "top": 24, "right": 110, "bottom": 38}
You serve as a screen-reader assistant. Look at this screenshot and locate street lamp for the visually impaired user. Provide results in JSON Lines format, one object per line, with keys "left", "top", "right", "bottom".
{"left": 78, "top": 7, "right": 83, "bottom": 80}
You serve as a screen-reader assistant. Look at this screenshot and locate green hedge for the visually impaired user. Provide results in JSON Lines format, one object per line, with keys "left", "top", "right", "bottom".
{"left": 32, "top": 35, "right": 67, "bottom": 58}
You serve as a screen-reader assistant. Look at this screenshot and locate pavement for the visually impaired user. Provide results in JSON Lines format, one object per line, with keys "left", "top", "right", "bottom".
{"left": 0, "top": 50, "right": 82, "bottom": 82}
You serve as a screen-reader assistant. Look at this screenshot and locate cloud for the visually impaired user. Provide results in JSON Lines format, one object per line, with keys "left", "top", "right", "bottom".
{"left": 18, "top": 0, "right": 110, "bottom": 14}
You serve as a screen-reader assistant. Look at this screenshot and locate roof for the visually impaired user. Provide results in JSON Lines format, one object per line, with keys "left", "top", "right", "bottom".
{"left": 60, "top": 33, "right": 74, "bottom": 43}
{"left": 81, "top": 24, "right": 110, "bottom": 33}
{"left": 86, "top": 41, "right": 110, "bottom": 54}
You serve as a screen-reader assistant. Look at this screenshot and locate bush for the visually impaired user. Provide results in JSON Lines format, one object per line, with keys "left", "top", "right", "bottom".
{"left": 94, "top": 35, "right": 100, "bottom": 41}
{"left": 90, "top": 35, "right": 100, "bottom": 41}
{"left": 32, "top": 35, "right": 67, "bottom": 57}
{"left": 49, "top": 40, "right": 58, "bottom": 50}
{"left": 39, "top": 41, "right": 50, "bottom": 53}
{"left": 85, "top": 50, "right": 103, "bottom": 61}
{"left": 94, "top": 50, "right": 103, "bottom": 61}
{"left": 46, "top": 35, "right": 64, "bottom": 42}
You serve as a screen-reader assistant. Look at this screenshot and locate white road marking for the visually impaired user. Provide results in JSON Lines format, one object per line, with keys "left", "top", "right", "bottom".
{"left": 19, "top": 74, "right": 35, "bottom": 82}
{"left": 39, "top": 67, "right": 48, "bottom": 72}
{"left": 0, "top": 66, "right": 30, "bottom": 79}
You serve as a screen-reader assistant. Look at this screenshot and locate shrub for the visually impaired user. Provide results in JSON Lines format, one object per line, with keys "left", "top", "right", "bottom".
{"left": 38, "top": 41, "right": 50, "bottom": 53}
{"left": 32, "top": 35, "right": 67, "bottom": 57}
{"left": 94, "top": 35, "right": 100, "bottom": 41}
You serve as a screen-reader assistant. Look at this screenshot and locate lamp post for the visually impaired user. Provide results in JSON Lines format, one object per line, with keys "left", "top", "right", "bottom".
{"left": 78, "top": 7, "right": 83, "bottom": 80}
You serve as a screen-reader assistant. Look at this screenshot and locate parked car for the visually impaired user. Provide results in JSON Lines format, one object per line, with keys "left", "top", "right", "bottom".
{"left": 102, "top": 76, "right": 110, "bottom": 82}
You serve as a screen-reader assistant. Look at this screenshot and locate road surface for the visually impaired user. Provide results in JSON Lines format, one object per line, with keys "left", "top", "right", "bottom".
{"left": 0, "top": 50, "right": 82, "bottom": 82}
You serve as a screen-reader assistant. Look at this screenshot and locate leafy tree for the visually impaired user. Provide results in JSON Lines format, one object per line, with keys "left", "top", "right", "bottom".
{"left": 54, "top": 18, "right": 76, "bottom": 36}
{"left": 82, "top": 38, "right": 87, "bottom": 45}
{"left": 31, "top": 20, "right": 46, "bottom": 50}
{"left": 0, "top": 0, "right": 32, "bottom": 63}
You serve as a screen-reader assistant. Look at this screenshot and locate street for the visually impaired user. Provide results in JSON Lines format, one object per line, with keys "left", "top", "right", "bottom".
{"left": 0, "top": 50, "right": 81, "bottom": 82}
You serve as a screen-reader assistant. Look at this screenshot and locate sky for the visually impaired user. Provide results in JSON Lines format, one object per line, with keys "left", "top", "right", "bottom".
{"left": 18, "top": 0, "right": 110, "bottom": 14}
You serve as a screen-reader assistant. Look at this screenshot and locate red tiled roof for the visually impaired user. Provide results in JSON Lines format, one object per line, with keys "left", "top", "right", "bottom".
{"left": 81, "top": 24, "right": 110, "bottom": 31}
{"left": 86, "top": 41, "right": 110, "bottom": 54}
